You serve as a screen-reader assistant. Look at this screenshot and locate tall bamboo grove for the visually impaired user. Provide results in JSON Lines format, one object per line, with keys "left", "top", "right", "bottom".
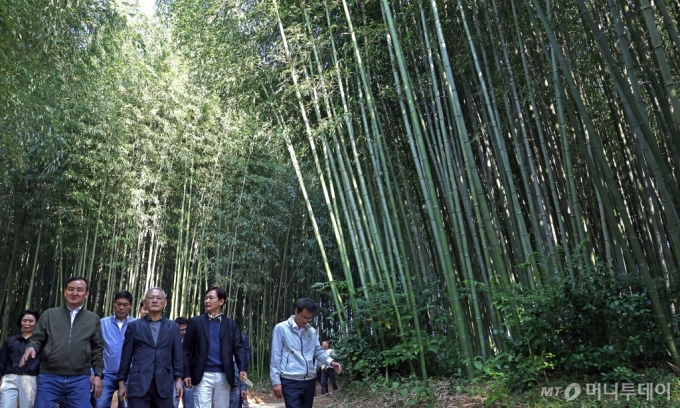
{"left": 168, "top": 0, "right": 680, "bottom": 378}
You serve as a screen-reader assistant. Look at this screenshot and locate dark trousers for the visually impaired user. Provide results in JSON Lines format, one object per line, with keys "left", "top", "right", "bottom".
{"left": 128, "top": 380, "right": 174, "bottom": 408}
{"left": 281, "top": 378, "right": 315, "bottom": 408}
{"left": 320, "top": 368, "right": 337, "bottom": 394}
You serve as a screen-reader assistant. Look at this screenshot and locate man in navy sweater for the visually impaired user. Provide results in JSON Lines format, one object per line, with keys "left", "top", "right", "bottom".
{"left": 182, "top": 287, "right": 248, "bottom": 408}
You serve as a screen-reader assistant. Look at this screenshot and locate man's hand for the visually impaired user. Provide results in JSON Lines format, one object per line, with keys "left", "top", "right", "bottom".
{"left": 239, "top": 371, "right": 247, "bottom": 383}
{"left": 19, "top": 347, "right": 36, "bottom": 367}
{"left": 118, "top": 381, "right": 127, "bottom": 400}
{"left": 272, "top": 384, "right": 283, "bottom": 399}
{"left": 331, "top": 361, "right": 343, "bottom": 374}
{"left": 175, "top": 378, "right": 183, "bottom": 401}
{"left": 184, "top": 377, "right": 192, "bottom": 388}
{"left": 90, "top": 375, "right": 103, "bottom": 398}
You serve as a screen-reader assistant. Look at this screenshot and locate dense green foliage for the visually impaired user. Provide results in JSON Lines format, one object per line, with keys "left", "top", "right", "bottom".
{"left": 330, "top": 260, "right": 673, "bottom": 390}
{"left": 498, "top": 262, "right": 671, "bottom": 389}
{"left": 3, "top": 0, "right": 680, "bottom": 394}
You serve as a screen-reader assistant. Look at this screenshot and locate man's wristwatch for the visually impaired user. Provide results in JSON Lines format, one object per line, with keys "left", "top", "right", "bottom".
{"left": 94, "top": 373, "right": 104, "bottom": 379}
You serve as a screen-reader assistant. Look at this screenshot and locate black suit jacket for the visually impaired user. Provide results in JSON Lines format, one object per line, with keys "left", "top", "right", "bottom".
{"left": 117, "top": 317, "right": 183, "bottom": 399}
{"left": 182, "top": 314, "right": 247, "bottom": 387}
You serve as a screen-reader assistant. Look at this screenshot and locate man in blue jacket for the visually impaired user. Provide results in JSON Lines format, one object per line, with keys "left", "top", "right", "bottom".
{"left": 270, "top": 298, "right": 342, "bottom": 408}
{"left": 95, "top": 290, "right": 135, "bottom": 408}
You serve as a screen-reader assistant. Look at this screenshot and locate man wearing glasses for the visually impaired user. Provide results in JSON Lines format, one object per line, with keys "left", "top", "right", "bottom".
{"left": 270, "top": 298, "right": 343, "bottom": 408}
{"left": 118, "top": 287, "right": 183, "bottom": 407}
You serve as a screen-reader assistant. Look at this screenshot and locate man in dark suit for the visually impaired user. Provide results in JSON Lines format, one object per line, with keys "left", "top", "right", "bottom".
{"left": 182, "top": 287, "right": 248, "bottom": 408}
{"left": 118, "top": 287, "right": 183, "bottom": 408}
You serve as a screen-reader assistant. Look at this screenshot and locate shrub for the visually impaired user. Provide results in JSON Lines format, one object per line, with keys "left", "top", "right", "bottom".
{"left": 495, "top": 259, "right": 669, "bottom": 390}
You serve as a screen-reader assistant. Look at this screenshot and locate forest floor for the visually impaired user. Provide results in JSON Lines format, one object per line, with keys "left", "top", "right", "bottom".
{"left": 248, "top": 376, "right": 680, "bottom": 407}
{"left": 247, "top": 381, "right": 485, "bottom": 408}
{"left": 308, "top": 381, "right": 484, "bottom": 408}
{"left": 109, "top": 377, "right": 680, "bottom": 407}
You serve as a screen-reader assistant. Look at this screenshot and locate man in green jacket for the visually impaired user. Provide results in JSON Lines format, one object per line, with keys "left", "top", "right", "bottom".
{"left": 19, "top": 276, "right": 104, "bottom": 408}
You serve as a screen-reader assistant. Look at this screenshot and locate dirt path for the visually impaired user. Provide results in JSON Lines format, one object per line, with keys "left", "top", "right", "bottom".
{"left": 110, "top": 381, "right": 484, "bottom": 407}
{"left": 110, "top": 391, "right": 286, "bottom": 407}
{"left": 246, "top": 391, "right": 285, "bottom": 406}
{"left": 248, "top": 403, "right": 285, "bottom": 407}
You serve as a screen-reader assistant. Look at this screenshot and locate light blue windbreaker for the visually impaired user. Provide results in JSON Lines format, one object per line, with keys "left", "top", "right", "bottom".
{"left": 100, "top": 314, "right": 136, "bottom": 375}
{"left": 270, "top": 315, "right": 333, "bottom": 385}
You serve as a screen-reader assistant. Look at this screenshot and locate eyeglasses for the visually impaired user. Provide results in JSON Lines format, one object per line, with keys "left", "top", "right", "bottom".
{"left": 146, "top": 296, "right": 165, "bottom": 301}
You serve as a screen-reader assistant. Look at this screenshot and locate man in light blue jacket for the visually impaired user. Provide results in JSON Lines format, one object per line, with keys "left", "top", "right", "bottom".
{"left": 95, "top": 290, "right": 135, "bottom": 408}
{"left": 270, "top": 298, "right": 342, "bottom": 408}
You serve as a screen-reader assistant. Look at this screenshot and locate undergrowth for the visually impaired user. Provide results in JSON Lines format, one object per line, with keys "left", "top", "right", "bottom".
{"left": 315, "top": 250, "right": 680, "bottom": 407}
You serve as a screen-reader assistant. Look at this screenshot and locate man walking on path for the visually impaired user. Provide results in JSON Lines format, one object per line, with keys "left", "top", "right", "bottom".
{"left": 240, "top": 334, "right": 251, "bottom": 408}
{"left": 229, "top": 334, "right": 251, "bottom": 408}
{"left": 270, "top": 298, "right": 342, "bottom": 408}
{"left": 182, "top": 287, "right": 248, "bottom": 408}
{"left": 19, "top": 276, "right": 104, "bottom": 408}
{"left": 95, "top": 291, "right": 135, "bottom": 408}
{"left": 319, "top": 341, "right": 337, "bottom": 395}
{"left": 173, "top": 317, "right": 194, "bottom": 408}
{"left": 118, "top": 287, "right": 183, "bottom": 408}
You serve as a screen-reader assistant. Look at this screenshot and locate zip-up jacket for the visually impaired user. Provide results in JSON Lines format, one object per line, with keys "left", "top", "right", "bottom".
{"left": 100, "top": 314, "right": 135, "bottom": 375}
{"left": 270, "top": 315, "right": 332, "bottom": 385}
{"left": 0, "top": 333, "right": 41, "bottom": 376}
{"left": 28, "top": 305, "right": 104, "bottom": 376}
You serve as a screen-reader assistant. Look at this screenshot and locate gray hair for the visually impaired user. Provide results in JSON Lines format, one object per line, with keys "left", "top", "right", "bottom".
{"left": 144, "top": 287, "right": 168, "bottom": 299}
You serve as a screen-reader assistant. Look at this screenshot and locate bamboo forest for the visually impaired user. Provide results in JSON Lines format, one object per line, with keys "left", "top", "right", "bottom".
{"left": 3, "top": 0, "right": 680, "bottom": 404}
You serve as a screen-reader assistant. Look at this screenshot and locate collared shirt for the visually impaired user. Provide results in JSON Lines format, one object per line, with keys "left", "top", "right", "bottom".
{"left": 67, "top": 305, "right": 82, "bottom": 327}
{"left": 207, "top": 312, "right": 223, "bottom": 322}
{"left": 145, "top": 316, "right": 162, "bottom": 346}
{"left": 0, "top": 334, "right": 40, "bottom": 376}
{"left": 100, "top": 314, "right": 135, "bottom": 374}
{"left": 291, "top": 319, "right": 307, "bottom": 337}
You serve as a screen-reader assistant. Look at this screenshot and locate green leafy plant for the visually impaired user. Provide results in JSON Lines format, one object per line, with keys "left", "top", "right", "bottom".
{"left": 491, "top": 257, "right": 668, "bottom": 391}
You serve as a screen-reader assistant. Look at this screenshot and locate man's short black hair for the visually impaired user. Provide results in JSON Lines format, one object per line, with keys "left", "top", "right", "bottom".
{"left": 295, "top": 298, "right": 317, "bottom": 313}
{"left": 16, "top": 310, "right": 40, "bottom": 327}
{"left": 206, "top": 287, "right": 227, "bottom": 302}
{"left": 175, "top": 317, "right": 189, "bottom": 326}
{"left": 114, "top": 290, "right": 133, "bottom": 304}
{"left": 64, "top": 276, "right": 90, "bottom": 291}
